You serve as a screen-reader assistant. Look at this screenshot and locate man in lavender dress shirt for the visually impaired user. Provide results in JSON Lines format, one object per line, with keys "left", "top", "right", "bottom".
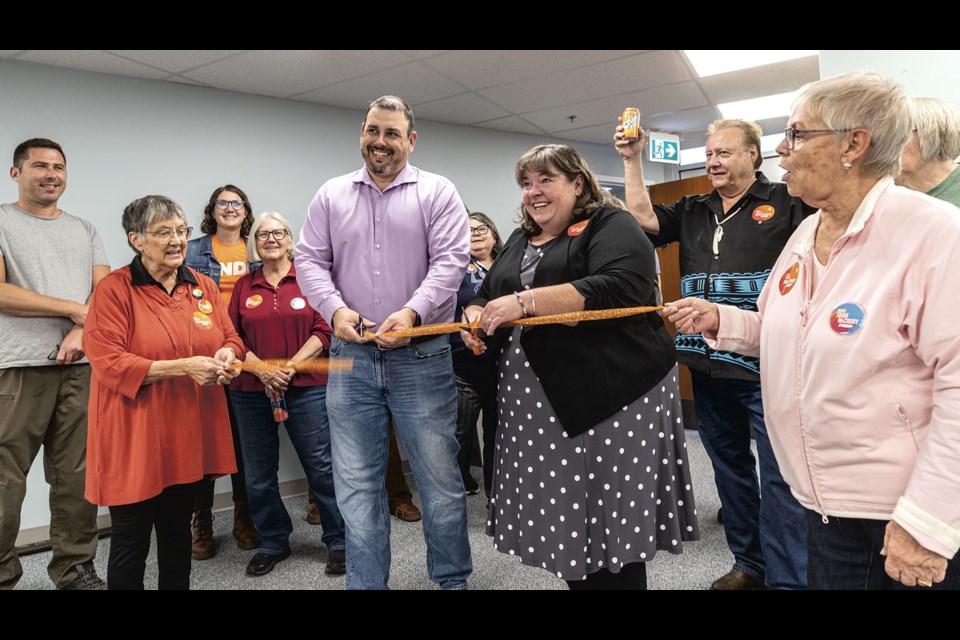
{"left": 296, "top": 95, "right": 472, "bottom": 590}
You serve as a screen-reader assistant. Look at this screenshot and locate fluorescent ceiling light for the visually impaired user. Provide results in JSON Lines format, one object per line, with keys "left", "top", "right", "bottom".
{"left": 718, "top": 91, "right": 798, "bottom": 121}
{"left": 679, "top": 133, "right": 788, "bottom": 167}
{"left": 684, "top": 50, "right": 817, "bottom": 77}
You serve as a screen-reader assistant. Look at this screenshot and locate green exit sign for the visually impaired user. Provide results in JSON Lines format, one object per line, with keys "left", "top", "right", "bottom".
{"left": 648, "top": 131, "right": 680, "bottom": 165}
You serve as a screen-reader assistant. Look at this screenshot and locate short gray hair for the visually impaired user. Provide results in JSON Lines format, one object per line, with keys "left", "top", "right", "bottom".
{"left": 365, "top": 95, "right": 415, "bottom": 136}
{"left": 122, "top": 195, "right": 187, "bottom": 253}
{"left": 911, "top": 97, "right": 960, "bottom": 163}
{"left": 792, "top": 71, "right": 911, "bottom": 178}
{"left": 248, "top": 211, "right": 295, "bottom": 263}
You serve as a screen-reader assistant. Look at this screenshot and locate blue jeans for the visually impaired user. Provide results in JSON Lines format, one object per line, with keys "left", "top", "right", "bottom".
{"left": 326, "top": 336, "right": 472, "bottom": 590}
{"left": 230, "top": 385, "right": 345, "bottom": 555}
{"left": 806, "top": 510, "right": 960, "bottom": 590}
{"left": 691, "top": 370, "right": 807, "bottom": 589}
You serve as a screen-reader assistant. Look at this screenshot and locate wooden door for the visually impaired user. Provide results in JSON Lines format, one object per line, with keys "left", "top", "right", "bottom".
{"left": 650, "top": 175, "right": 713, "bottom": 407}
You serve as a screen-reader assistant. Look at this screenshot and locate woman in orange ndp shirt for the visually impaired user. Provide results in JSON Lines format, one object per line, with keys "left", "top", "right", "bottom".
{"left": 83, "top": 195, "right": 242, "bottom": 590}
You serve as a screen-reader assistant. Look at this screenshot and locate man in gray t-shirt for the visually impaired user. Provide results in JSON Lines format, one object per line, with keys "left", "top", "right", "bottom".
{"left": 0, "top": 138, "right": 110, "bottom": 590}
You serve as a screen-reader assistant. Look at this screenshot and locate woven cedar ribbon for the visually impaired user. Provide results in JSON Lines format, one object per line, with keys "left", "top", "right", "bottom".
{"left": 228, "top": 358, "right": 354, "bottom": 374}
{"left": 361, "top": 305, "right": 664, "bottom": 341}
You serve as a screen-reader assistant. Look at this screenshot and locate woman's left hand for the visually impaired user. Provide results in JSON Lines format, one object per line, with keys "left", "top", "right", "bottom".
{"left": 881, "top": 520, "right": 949, "bottom": 587}
{"left": 477, "top": 294, "right": 524, "bottom": 337}
{"left": 213, "top": 347, "right": 240, "bottom": 385}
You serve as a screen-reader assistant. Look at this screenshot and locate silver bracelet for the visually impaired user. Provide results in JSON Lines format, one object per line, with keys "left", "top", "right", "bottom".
{"left": 514, "top": 291, "right": 529, "bottom": 318}
{"left": 528, "top": 289, "right": 537, "bottom": 316}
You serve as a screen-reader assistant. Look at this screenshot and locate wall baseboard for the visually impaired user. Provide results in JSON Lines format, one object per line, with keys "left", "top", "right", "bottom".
{"left": 15, "top": 478, "right": 310, "bottom": 556}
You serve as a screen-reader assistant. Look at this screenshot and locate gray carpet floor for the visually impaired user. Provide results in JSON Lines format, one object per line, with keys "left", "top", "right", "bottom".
{"left": 15, "top": 431, "right": 734, "bottom": 590}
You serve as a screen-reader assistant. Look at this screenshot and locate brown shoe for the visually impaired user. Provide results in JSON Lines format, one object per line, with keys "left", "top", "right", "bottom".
{"left": 306, "top": 493, "right": 321, "bottom": 525}
{"left": 233, "top": 502, "right": 261, "bottom": 550}
{"left": 710, "top": 568, "right": 766, "bottom": 590}
{"left": 191, "top": 509, "right": 216, "bottom": 561}
{"left": 391, "top": 501, "right": 422, "bottom": 522}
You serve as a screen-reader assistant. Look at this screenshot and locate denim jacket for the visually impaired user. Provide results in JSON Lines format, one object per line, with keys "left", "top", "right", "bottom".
{"left": 185, "top": 234, "right": 261, "bottom": 285}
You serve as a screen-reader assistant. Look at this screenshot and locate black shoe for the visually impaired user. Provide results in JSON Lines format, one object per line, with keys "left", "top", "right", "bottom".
{"left": 325, "top": 548, "right": 346, "bottom": 576}
{"left": 59, "top": 561, "right": 106, "bottom": 590}
{"left": 246, "top": 548, "right": 291, "bottom": 577}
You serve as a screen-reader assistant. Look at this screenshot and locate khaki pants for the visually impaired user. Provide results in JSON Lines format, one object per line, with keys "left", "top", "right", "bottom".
{"left": 0, "top": 365, "right": 99, "bottom": 589}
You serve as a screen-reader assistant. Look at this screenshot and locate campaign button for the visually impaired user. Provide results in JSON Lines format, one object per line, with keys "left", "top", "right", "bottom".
{"left": 752, "top": 205, "right": 775, "bottom": 222}
{"left": 198, "top": 300, "right": 213, "bottom": 314}
{"left": 246, "top": 294, "right": 263, "bottom": 309}
{"left": 193, "top": 312, "right": 213, "bottom": 330}
{"left": 567, "top": 220, "right": 589, "bottom": 236}
{"left": 779, "top": 262, "right": 800, "bottom": 295}
{"left": 829, "top": 303, "right": 865, "bottom": 335}
{"left": 192, "top": 288, "right": 204, "bottom": 299}
{"left": 290, "top": 297, "right": 306, "bottom": 310}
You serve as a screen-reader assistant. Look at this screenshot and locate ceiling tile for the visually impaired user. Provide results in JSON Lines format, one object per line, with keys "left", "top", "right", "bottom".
{"left": 477, "top": 50, "right": 693, "bottom": 113}
{"left": 423, "top": 50, "right": 646, "bottom": 90}
{"left": 473, "top": 116, "right": 546, "bottom": 136}
{"left": 643, "top": 105, "right": 721, "bottom": 134}
{"left": 523, "top": 81, "right": 707, "bottom": 133}
{"left": 0, "top": 51, "right": 27, "bottom": 58}
{"left": 699, "top": 56, "right": 819, "bottom": 104}
{"left": 14, "top": 50, "right": 169, "bottom": 79}
{"left": 412, "top": 93, "right": 510, "bottom": 125}
{"left": 109, "top": 50, "right": 245, "bottom": 74}
{"left": 400, "top": 50, "right": 450, "bottom": 59}
{"left": 293, "top": 62, "right": 468, "bottom": 110}
{"left": 549, "top": 123, "right": 620, "bottom": 146}
{"left": 182, "top": 50, "right": 411, "bottom": 97}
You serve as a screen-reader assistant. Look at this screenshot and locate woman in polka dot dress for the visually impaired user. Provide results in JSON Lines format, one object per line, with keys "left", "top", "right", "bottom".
{"left": 463, "top": 144, "right": 699, "bottom": 590}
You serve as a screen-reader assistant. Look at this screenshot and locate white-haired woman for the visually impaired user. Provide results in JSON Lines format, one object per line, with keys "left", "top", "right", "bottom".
{"left": 83, "top": 195, "right": 241, "bottom": 589}
{"left": 227, "top": 212, "right": 345, "bottom": 578}
{"left": 897, "top": 96, "right": 960, "bottom": 207}
{"left": 667, "top": 72, "right": 960, "bottom": 589}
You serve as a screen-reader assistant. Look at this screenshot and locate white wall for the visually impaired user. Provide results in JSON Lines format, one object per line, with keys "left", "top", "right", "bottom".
{"left": 820, "top": 50, "right": 960, "bottom": 108}
{"left": 1, "top": 59, "right": 641, "bottom": 533}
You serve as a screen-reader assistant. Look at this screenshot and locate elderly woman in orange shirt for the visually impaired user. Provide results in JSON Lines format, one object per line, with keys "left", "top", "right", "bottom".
{"left": 83, "top": 195, "right": 242, "bottom": 590}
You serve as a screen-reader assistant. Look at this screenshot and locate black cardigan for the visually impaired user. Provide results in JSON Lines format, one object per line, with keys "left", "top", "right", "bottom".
{"left": 471, "top": 206, "right": 675, "bottom": 437}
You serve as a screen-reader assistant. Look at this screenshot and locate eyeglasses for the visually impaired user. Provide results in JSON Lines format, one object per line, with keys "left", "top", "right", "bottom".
{"left": 470, "top": 224, "right": 490, "bottom": 237}
{"left": 255, "top": 229, "right": 288, "bottom": 241}
{"left": 215, "top": 200, "right": 244, "bottom": 210}
{"left": 783, "top": 127, "right": 857, "bottom": 150}
{"left": 144, "top": 227, "right": 192, "bottom": 241}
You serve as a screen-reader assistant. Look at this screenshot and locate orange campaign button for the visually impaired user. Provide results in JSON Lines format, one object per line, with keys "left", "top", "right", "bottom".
{"left": 245, "top": 294, "right": 263, "bottom": 309}
{"left": 567, "top": 220, "right": 589, "bottom": 236}
{"left": 193, "top": 312, "right": 213, "bottom": 329}
{"left": 467, "top": 262, "right": 477, "bottom": 273}
{"left": 779, "top": 262, "right": 800, "bottom": 295}
{"left": 197, "top": 300, "right": 213, "bottom": 314}
{"left": 753, "top": 205, "right": 775, "bottom": 222}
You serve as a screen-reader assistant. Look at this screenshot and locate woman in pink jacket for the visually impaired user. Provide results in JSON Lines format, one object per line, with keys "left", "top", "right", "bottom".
{"left": 666, "top": 72, "right": 960, "bottom": 590}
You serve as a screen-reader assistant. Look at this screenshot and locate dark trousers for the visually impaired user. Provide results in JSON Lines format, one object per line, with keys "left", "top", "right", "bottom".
{"left": 806, "top": 510, "right": 960, "bottom": 590}
{"left": 567, "top": 563, "right": 647, "bottom": 590}
{"left": 107, "top": 483, "right": 196, "bottom": 590}
{"left": 194, "top": 387, "right": 246, "bottom": 509}
{"left": 454, "top": 372, "right": 497, "bottom": 496}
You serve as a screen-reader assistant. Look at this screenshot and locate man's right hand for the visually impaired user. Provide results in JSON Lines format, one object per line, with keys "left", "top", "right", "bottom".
{"left": 69, "top": 302, "right": 89, "bottom": 327}
{"left": 332, "top": 307, "right": 375, "bottom": 344}
{"left": 614, "top": 116, "right": 645, "bottom": 162}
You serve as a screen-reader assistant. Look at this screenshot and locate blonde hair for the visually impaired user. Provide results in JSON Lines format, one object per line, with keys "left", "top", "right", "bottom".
{"left": 793, "top": 71, "right": 911, "bottom": 177}
{"left": 707, "top": 119, "right": 763, "bottom": 169}
{"left": 910, "top": 97, "right": 960, "bottom": 162}
{"left": 248, "top": 211, "right": 295, "bottom": 262}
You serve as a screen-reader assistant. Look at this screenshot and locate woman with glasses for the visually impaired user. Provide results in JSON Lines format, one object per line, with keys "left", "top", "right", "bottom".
{"left": 83, "top": 195, "right": 242, "bottom": 589}
{"left": 667, "top": 72, "right": 960, "bottom": 589}
{"left": 454, "top": 212, "right": 503, "bottom": 498}
{"left": 184, "top": 185, "right": 260, "bottom": 559}
{"left": 227, "top": 212, "right": 346, "bottom": 578}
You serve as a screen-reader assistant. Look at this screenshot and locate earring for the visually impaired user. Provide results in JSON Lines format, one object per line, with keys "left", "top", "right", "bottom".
{"left": 843, "top": 162, "right": 852, "bottom": 170}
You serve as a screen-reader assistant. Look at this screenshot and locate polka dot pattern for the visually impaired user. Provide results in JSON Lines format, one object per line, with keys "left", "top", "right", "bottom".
{"left": 486, "top": 331, "right": 699, "bottom": 581}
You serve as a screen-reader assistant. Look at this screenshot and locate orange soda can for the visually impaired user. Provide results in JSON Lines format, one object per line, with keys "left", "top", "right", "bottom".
{"left": 621, "top": 108, "right": 641, "bottom": 140}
